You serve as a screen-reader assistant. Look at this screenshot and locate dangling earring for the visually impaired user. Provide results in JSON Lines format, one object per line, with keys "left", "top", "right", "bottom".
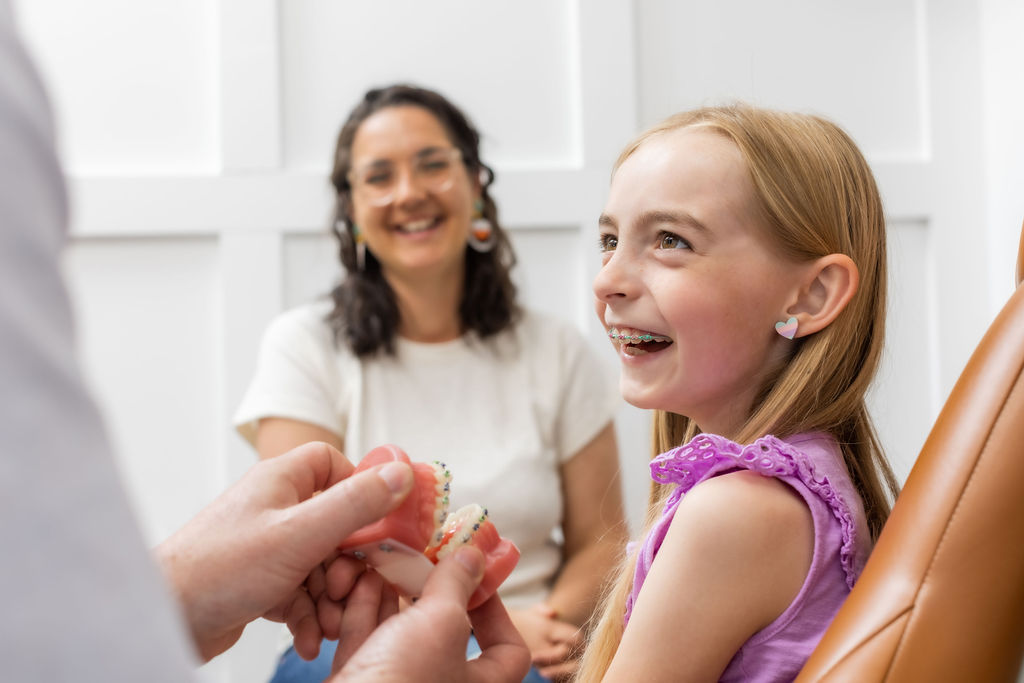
{"left": 353, "top": 223, "right": 366, "bottom": 272}
{"left": 468, "top": 199, "right": 496, "bottom": 253}
{"left": 774, "top": 316, "right": 798, "bottom": 340}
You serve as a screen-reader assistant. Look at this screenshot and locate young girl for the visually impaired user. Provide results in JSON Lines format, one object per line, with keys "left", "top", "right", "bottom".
{"left": 577, "top": 105, "right": 899, "bottom": 681}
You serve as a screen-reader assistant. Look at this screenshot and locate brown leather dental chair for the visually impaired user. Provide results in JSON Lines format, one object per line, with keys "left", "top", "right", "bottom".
{"left": 797, "top": 219, "right": 1024, "bottom": 682}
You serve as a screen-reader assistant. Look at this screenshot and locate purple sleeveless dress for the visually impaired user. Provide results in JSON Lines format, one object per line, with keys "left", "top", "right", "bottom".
{"left": 624, "top": 432, "right": 872, "bottom": 682}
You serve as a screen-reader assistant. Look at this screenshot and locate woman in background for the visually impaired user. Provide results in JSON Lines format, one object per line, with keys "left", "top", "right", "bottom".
{"left": 235, "top": 84, "right": 627, "bottom": 682}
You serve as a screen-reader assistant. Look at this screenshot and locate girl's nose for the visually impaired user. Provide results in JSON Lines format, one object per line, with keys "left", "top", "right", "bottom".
{"left": 593, "top": 251, "right": 637, "bottom": 303}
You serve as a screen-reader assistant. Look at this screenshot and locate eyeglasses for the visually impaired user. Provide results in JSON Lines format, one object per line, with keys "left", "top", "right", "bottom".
{"left": 348, "top": 147, "right": 464, "bottom": 206}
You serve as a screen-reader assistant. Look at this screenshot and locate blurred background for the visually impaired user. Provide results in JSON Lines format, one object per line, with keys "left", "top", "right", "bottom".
{"left": 11, "top": 1, "right": 1024, "bottom": 680}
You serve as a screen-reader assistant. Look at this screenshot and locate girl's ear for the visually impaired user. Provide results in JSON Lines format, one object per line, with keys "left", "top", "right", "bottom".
{"left": 784, "top": 254, "right": 859, "bottom": 337}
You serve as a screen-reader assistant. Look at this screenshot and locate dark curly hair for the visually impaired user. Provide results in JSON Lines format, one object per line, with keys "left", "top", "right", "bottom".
{"left": 326, "top": 84, "right": 520, "bottom": 357}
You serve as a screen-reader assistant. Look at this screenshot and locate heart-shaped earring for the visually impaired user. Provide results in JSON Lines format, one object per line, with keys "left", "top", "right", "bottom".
{"left": 775, "top": 316, "right": 798, "bottom": 340}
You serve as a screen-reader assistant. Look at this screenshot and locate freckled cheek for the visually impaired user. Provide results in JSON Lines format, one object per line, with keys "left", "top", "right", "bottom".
{"left": 719, "top": 305, "right": 764, "bottom": 339}
{"left": 677, "top": 335, "right": 733, "bottom": 376}
{"left": 702, "top": 282, "right": 771, "bottom": 333}
{"left": 669, "top": 301, "right": 765, "bottom": 372}
{"left": 685, "top": 309, "right": 777, "bottom": 380}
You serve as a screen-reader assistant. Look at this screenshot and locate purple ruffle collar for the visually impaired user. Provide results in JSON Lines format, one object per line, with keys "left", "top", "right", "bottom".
{"left": 650, "top": 433, "right": 860, "bottom": 589}
{"left": 623, "top": 433, "right": 862, "bottom": 625}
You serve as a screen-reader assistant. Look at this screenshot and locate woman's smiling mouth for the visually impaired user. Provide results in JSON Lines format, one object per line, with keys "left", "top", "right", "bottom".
{"left": 394, "top": 217, "right": 442, "bottom": 234}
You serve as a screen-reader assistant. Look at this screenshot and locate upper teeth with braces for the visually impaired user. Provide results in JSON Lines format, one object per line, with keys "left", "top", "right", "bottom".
{"left": 607, "top": 327, "right": 671, "bottom": 344}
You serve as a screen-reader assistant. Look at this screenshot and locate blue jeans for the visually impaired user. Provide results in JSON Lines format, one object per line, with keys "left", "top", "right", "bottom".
{"left": 269, "top": 636, "right": 550, "bottom": 683}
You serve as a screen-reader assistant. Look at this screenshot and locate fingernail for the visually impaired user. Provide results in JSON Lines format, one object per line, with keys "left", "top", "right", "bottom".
{"left": 377, "top": 462, "right": 411, "bottom": 494}
{"left": 454, "top": 546, "right": 484, "bottom": 578}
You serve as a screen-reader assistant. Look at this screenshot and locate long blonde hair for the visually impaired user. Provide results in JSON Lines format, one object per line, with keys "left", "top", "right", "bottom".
{"left": 576, "top": 104, "right": 899, "bottom": 680}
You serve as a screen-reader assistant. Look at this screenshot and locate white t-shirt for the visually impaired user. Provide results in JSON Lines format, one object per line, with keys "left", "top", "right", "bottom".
{"left": 235, "top": 301, "right": 619, "bottom": 608}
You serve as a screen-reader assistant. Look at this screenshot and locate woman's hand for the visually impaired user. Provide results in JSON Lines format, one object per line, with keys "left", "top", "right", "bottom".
{"left": 509, "top": 604, "right": 583, "bottom": 681}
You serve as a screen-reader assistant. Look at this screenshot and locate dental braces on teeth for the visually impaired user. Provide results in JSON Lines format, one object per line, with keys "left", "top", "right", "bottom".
{"left": 607, "top": 328, "right": 670, "bottom": 343}
{"left": 430, "top": 461, "right": 453, "bottom": 540}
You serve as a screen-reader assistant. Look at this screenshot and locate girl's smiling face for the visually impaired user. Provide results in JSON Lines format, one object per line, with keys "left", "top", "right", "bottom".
{"left": 594, "top": 126, "right": 810, "bottom": 436}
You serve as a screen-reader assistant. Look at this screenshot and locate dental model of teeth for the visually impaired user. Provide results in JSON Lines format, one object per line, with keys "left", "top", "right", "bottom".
{"left": 339, "top": 444, "right": 520, "bottom": 610}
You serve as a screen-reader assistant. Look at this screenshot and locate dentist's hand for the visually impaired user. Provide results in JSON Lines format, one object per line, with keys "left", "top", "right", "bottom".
{"left": 155, "top": 441, "right": 413, "bottom": 661}
{"left": 332, "top": 546, "right": 531, "bottom": 683}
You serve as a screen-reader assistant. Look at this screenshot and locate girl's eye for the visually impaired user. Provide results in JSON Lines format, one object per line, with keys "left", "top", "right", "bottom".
{"left": 598, "top": 233, "right": 618, "bottom": 252}
{"left": 658, "top": 232, "right": 690, "bottom": 250}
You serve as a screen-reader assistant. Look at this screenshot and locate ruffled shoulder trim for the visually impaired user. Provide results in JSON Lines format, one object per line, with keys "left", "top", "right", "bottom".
{"left": 650, "top": 433, "right": 861, "bottom": 589}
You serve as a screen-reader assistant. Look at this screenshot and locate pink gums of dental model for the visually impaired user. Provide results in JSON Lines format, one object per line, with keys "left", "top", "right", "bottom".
{"left": 339, "top": 444, "right": 519, "bottom": 610}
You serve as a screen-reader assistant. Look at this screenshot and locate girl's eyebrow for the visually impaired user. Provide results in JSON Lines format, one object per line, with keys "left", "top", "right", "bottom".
{"left": 599, "top": 210, "right": 710, "bottom": 235}
{"left": 637, "top": 209, "right": 710, "bottom": 236}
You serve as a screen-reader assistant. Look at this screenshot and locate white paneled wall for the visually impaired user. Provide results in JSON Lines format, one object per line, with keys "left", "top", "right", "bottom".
{"left": 20, "top": 0, "right": 220, "bottom": 174}
{"left": 981, "top": 0, "right": 1024, "bottom": 310}
{"left": 63, "top": 236, "right": 223, "bottom": 539}
{"left": 280, "top": 1, "right": 582, "bottom": 170}
{"left": 11, "top": 1, "right": 1024, "bottom": 681}
{"left": 636, "top": 0, "right": 927, "bottom": 160}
